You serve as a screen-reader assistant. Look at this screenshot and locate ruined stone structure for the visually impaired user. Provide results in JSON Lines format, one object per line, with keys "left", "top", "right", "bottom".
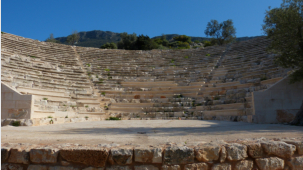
{"left": 2, "top": 138, "right": 303, "bottom": 170}
{"left": 2, "top": 33, "right": 299, "bottom": 125}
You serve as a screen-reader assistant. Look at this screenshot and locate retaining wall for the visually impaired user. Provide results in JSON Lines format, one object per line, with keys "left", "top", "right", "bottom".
{"left": 2, "top": 138, "right": 303, "bottom": 170}
{"left": 253, "top": 77, "right": 303, "bottom": 124}
{"left": 1, "top": 83, "right": 33, "bottom": 119}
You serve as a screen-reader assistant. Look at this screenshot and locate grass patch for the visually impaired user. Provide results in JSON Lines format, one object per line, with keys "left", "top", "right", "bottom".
{"left": 105, "top": 68, "right": 110, "bottom": 72}
{"left": 214, "top": 96, "right": 220, "bottom": 100}
{"left": 12, "top": 121, "right": 21, "bottom": 126}
{"left": 43, "top": 98, "right": 48, "bottom": 100}
{"left": 184, "top": 56, "right": 189, "bottom": 59}
{"left": 47, "top": 116, "right": 53, "bottom": 118}
{"left": 260, "top": 76, "right": 267, "bottom": 81}
{"left": 86, "top": 63, "right": 91, "bottom": 67}
{"left": 206, "top": 54, "right": 211, "bottom": 56}
{"left": 30, "top": 56, "right": 36, "bottom": 58}
{"left": 106, "top": 117, "right": 121, "bottom": 120}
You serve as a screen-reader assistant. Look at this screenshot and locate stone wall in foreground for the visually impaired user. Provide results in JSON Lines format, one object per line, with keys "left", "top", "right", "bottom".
{"left": 2, "top": 138, "right": 303, "bottom": 170}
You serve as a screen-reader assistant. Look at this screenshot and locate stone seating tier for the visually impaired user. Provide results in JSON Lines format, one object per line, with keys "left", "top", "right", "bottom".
{"left": 1, "top": 34, "right": 290, "bottom": 122}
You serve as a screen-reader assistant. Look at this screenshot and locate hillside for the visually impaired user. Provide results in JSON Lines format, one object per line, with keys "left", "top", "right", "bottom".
{"left": 55, "top": 30, "right": 263, "bottom": 48}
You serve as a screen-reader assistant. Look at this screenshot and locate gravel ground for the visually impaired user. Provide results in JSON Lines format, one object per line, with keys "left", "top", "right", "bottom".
{"left": 2, "top": 120, "right": 303, "bottom": 145}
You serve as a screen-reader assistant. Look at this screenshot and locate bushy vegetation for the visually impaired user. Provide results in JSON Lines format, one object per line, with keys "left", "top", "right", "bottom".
{"left": 100, "top": 42, "right": 117, "bottom": 49}
{"left": 12, "top": 121, "right": 21, "bottom": 126}
{"left": 116, "top": 33, "right": 196, "bottom": 50}
{"left": 106, "top": 117, "right": 121, "bottom": 120}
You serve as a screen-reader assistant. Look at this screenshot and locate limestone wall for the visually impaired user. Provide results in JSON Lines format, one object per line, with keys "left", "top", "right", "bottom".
{"left": 252, "top": 76, "right": 303, "bottom": 124}
{"left": 1, "top": 83, "right": 33, "bottom": 119}
{"left": 2, "top": 138, "right": 303, "bottom": 170}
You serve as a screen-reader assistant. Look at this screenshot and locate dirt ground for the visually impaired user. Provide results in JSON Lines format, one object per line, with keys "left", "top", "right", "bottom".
{"left": 2, "top": 120, "right": 303, "bottom": 146}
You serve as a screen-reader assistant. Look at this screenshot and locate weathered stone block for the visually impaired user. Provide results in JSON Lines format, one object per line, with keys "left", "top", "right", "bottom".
{"left": 234, "top": 160, "right": 253, "bottom": 170}
{"left": 1, "top": 163, "right": 23, "bottom": 170}
{"left": 8, "top": 148, "right": 30, "bottom": 164}
{"left": 2, "top": 119, "right": 13, "bottom": 126}
{"left": 286, "top": 156, "right": 303, "bottom": 170}
{"left": 211, "top": 163, "right": 231, "bottom": 170}
{"left": 161, "top": 165, "right": 181, "bottom": 170}
{"left": 255, "top": 157, "right": 284, "bottom": 170}
{"left": 163, "top": 146, "right": 194, "bottom": 165}
{"left": 30, "top": 147, "right": 59, "bottom": 163}
{"left": 184, "top": 163, "right": 208, "bottom": 170}
{"left": 284, "top": 141, "right": 303, "bottom": 155}
{"left": 134, "top": 147, "right": 162, "bottom": 163}
{"left": 82, "top": 167, "right": 105, "bottom": 170}
{"left": 1, "top": 147, "right": 10, "bottom": 162}
{"left": 109, "top": 148, "right": 133, "bottom": 165}
{"left": 225, "top": 143, "right": 248, "bottom": 161}
{"left": 106, "top": 166, "right": 131, "bottom": 170}
{"left": 27, "top": 165, "right": 48, "bottom": 170}
{"left": 60, "top": 148, "right": 109, "bottom": 167}
{"left": 261, "top": 141, "right": 296, "bottom": 158}
{"left": 195, "top": 143, "right": 221, "bottom": 162}
{"left": 247, "top": 143, "right": 265, "bottom": 158}
{"left": 134, "top": 165, "right": 159, "bottom": 170}
{"left": 49, "top": 166, "right": 80, "bottom": 170}
{"left": 219, "top": 146, "right": 226, "bottom": 163}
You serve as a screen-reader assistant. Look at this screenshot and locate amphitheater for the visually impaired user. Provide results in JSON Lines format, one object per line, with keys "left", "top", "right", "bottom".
{"left": 1, "top": 33, "right": 303, "bottom": 170}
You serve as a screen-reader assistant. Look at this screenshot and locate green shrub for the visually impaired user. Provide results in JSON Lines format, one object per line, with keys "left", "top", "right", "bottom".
{"left": 214, "top": 96, "right": 220, "bottom": 100}
{"left": 12, "top": 121, "right": 21, "bottom": 126}
{"left": 105, "top": 68, "right": 110, "bottom": 72}
{"left": 100, "top": 42, "right": 117, "bottom": 49}
{"left": 101, "top": 92, "right": 106, "bottom": 96}
{"left": 43, "top": 98, "right": 48, "bottom": 100}
{"left": 260, "top": 76, "right": 267, "bottom": 81}
{"left": 206, "top": 54, "right": 211, "bottom": 56}
{"left": 1, "top": 31, "right": 5, "bottom": 34}
{"left": 184, "top": 56, "right": 189, "bottom": 59}
{"left": 47, "top": 116, "right": 53, "bottom": 118}
{"left": 107, "top": 117, "right": 121, "bottom": 120}
{"left": 194, "top": 40, "right": 200, "bottom": 43}
{"left": 85, "top": 105, "right": 89, "bottom": 108}
{"left": 65, "top": 115, "right": 68, "bottom": 118}
{"left": 30, "top": 56, "right": 36, "bottom": 58}
{"left": 86, "top": 63, "right": 91, "bottom": 67}
{"left": 173, "top": 35, "right": 192, "bottom": 44}
{"left": 203, "top": 40, "right": 212, "bottom": 47}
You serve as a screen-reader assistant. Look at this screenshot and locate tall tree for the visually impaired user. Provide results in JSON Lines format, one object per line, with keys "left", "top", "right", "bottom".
{"left": 45, "top": 33, "right": 60, "bottom": 43}
{"left": 262, "top": 0, "right": 303, "bottom": 125}
{"left": 66, "top": 31, "right": 80, "bottom": 45}
{"left": 204, "top": 19, "right": 236, "bottom": 45}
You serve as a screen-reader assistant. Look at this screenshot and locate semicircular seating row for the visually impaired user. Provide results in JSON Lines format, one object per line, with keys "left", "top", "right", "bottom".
{"left": 1, "top": 33, "right": 290, "bottom": 122}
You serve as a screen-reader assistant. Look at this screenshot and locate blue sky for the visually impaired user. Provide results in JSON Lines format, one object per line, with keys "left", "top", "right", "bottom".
{"left": 2, "top": 0, "right": 281, "bottom": 41}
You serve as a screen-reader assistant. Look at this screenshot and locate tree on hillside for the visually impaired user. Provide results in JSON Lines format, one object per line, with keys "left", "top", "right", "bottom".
{"left": 173, "top": 35, "right": 192, "bottom": 44}
{"left": 45, "top": 33, "right": 60, "bottom": 43}
{"left": 117, "top": 32, "right": 137, "bottom": 50}
{"left": 66, "top": 31, "right": 80, "bottom": 45}
{"left": 262, "top": 0, "right": 303, "bottom": 125}
{"left": 100, "top": 42, "right": 117, "bottom": 49}
{"left": 204, "top": 19, "right": 236, "bottom": 45}
{"left": 135, "top": 35, "right": 158, "bottom": 50}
